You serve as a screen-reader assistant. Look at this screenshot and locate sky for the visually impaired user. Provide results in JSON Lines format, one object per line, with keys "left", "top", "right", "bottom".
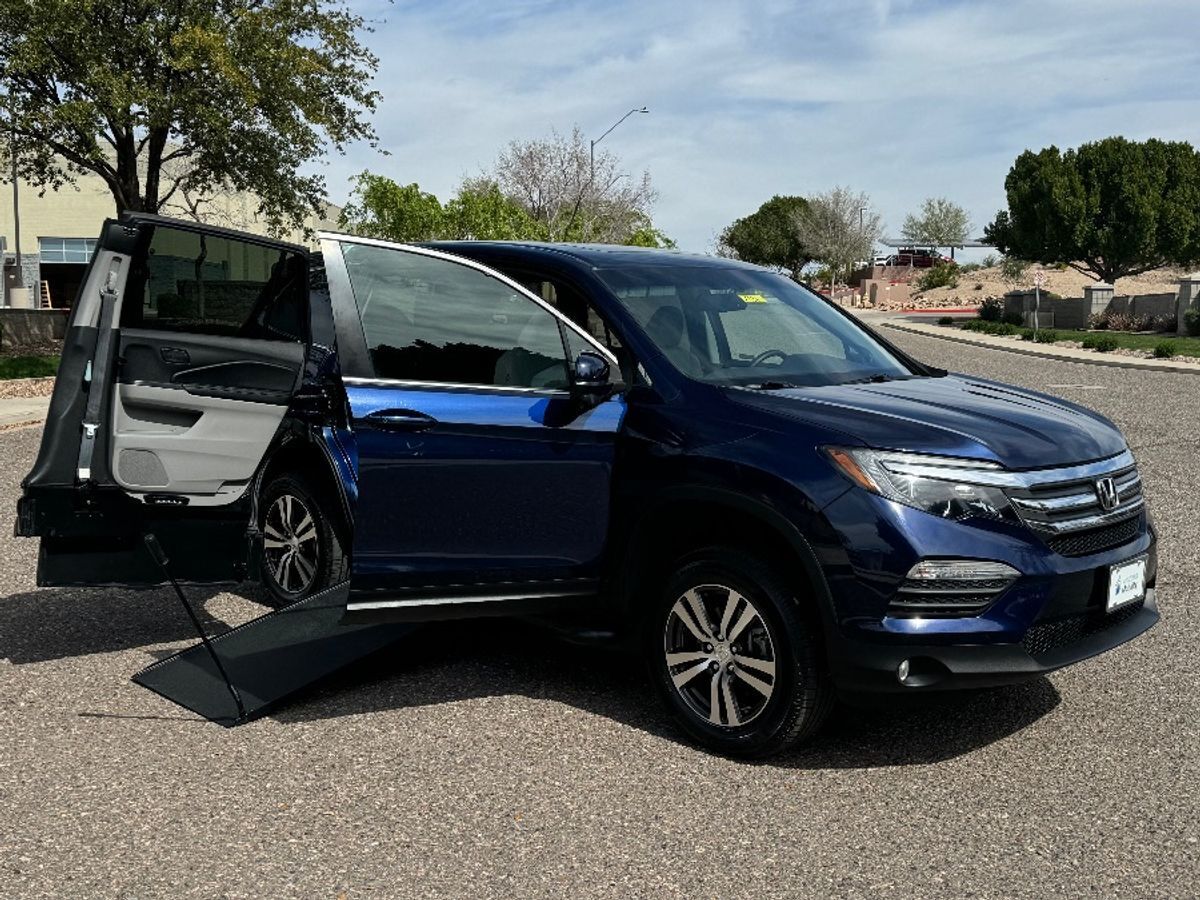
{"left": 325, "top": 0, "right": 1200, "bottom": 257}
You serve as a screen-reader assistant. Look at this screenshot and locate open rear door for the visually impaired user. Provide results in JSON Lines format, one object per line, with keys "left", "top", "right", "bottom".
{"left": 16, "top": 215, "right": 311, "bottom": 586}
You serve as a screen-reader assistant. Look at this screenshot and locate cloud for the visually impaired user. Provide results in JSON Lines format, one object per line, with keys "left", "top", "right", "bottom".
{"left": 329, "top": 0, "right": 1200, "bottom": 251}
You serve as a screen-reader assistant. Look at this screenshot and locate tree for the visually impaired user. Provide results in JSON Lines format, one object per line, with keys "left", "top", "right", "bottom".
{"left": 793, "top": 187, "right": 881, "bottom": 284}
{"left": 717, "top": 195, "right": 812, "bottom": 278}
{"left": 339, "top": 173, "right": 445, "bottom": 241}
{"left": 0, "top": 0, "right": 380, "bottom": 234}
{"left": 985, "top": 137, "right": 1200, "bottom": 284}
{"left": 481, "top": 126, "right": 661, "bottom": 244}
{"left": 442, "top": 181, "right": 545, "bottom": 241}
{"left": 901, "top": 197, "right": 970, "bottom": 248}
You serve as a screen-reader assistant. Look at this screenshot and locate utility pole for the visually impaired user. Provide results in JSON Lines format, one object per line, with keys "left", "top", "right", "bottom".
{"left": 10, "top": 125, "right": 23, "bottom": 300}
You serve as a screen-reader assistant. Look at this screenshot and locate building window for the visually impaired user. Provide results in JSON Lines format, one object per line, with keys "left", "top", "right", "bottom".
{"left": 38, "top": 237, "right": 98, "bottom": 264}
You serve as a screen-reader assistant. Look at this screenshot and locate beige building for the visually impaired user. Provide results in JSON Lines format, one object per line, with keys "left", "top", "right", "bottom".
{"left": 0, "top": 168, "right": 339, "bottom": 309}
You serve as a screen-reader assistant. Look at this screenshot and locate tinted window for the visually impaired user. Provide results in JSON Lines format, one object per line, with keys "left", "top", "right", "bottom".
{"left": 121, "top": 225, "right": 307, "bottom": 340}
{"left": 341, "top": 243, "right": 569, "bottom": 389}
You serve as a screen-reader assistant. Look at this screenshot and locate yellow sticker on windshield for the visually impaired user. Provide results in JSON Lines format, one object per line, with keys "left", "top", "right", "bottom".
{"left": 739, "top": 293, "right": 769, "bottom": 304}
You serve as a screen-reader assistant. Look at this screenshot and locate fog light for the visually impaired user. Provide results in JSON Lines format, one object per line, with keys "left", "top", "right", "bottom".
{"left": 897, "top": 659, "right": 910, "bottom": 683}
{"left": 905, "top": 559, "right": 1020, "bottom": 581}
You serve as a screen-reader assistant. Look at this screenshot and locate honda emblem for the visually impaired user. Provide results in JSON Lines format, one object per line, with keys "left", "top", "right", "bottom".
{"left": 1095, "top": 476, "right": 1120, "bottom": 512}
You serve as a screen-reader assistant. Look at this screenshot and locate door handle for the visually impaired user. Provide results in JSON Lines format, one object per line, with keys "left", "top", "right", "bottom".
{"left": 363, "top": 409, "right": 438, "bottom": 432}
{"left": 160, "top": 347, "right": 191, "bottom": 365}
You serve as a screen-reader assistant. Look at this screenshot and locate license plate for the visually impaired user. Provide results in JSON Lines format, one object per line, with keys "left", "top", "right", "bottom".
{"left": 1107, "top": 557, "right": 1147, "bottom": 612}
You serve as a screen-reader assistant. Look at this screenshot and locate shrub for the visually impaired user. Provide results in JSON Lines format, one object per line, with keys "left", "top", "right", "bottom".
{"left": 937, "top": 316, "right": 954, "bottom": 326}
{"left": 981, "top": 254, "right": 997, "bottom": 268}
{"left": 999, "top": 256, "right": 1028, "bottom": 282}
{"left": 961, "top": 320, "right": 1018, "bottom": 336}
{"left": 1034, "top": 330, "right": 1059, "bottom": 343}
{"left": 1154, "top": 341, "right": 1176, "bottom": 358}
{"left": 1152, "top": 315, "right": 1176, "bottom": 332}
{"left": 915, "top": 262, "right": 959, "bottom": 291}
{"left": 973, "top": 282, "right": 983, "bottom": 290}
{"left": 1002, "top": 311, "right": 1025, "bottom": 326}
{"left": 1020, "top": 328, "right": 1036, "bottom": 341}
{"left": 978, "top": 297, "right": 1004, "bottom": 322}
{"left": 957, "top": 262, "right": 981, "bottom": 274}
{"left": 1088, "top": 312, "right": 1110, "bottom": 330}
{"left": 1185, "top": 309, "right": 1200, "bottom": 336}
{"left": 1082, "top": 335, "right": 1119, "bottom": 352}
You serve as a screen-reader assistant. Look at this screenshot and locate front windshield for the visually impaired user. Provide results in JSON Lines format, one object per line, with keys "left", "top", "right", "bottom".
{"left": 597, "top": 265, "right": 914, "bottom": 388}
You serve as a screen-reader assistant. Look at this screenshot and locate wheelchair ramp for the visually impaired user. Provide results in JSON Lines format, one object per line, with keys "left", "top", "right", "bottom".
{"left": 133, "top": 582, "right": 413, "bottom": 726}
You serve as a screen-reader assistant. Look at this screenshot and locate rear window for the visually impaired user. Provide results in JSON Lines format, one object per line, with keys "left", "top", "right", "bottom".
{"left": 120, "top": 225, "right": 308, "bottom": 341}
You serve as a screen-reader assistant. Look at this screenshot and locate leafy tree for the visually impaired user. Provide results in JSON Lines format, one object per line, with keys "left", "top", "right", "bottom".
{"left": 794, "top": 187, "right": 881, "bottom": 284}
{"left": 339, "top": 173, "right": 445, "bottom": 241}
{"left": 625, "top": 226, "right": 677, "bottom": 249}
{"left": 985, "top": 137, "right": 1200, "bottom": 284}
{"left": 480, "top": 126, "right": 661, "bottom": 244}
{"left": 442, "top": 181, "right": 545, "bottom": 241}
{"left": 0, "top": 0, "right": 379, "bottom": 233}
{"left": 901, "top": 197, "right": 970, "bottom": 248}
{"left": 717, "top": 195, "right": 812, "bottom": 278}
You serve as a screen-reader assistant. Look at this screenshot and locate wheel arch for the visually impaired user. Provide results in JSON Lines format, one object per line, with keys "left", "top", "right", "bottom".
{"left": 615, "top": 485, "right": 837, "bottom": 631}
{"left": 252, "top": 425, "right": 355, "bottom": 559}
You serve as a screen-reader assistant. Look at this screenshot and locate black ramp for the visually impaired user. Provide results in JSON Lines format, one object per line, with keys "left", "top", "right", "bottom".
{"left": 133, "top": 582, "right": 413, "bottom": 726}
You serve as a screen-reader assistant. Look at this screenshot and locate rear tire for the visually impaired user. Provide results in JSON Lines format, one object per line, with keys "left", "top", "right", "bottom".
{"left": 258, "top": 474, "right": 345, "bottom": 608}
{"left": 646, "top": 547, "right": 833, "bottom": 758}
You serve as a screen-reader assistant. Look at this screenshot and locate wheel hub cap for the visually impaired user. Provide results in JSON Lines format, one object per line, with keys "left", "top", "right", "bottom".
{"left": 263, "top": 493, "right": 320, "bottom": 595}
{"left": 663, "top": 584, "right": 777, "bottom": 728}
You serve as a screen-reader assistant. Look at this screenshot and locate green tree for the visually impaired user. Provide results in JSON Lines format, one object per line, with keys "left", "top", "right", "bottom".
{"left": 985, "top": 137, "right": 1200, "bottom": 284}
{"left": 901, "top": 197, "right": 971, "bottom": 248}
{"left": 339, "top": 173, "right": 445, "bottom": 241}
{"left": 717, "top": 195, "right": 811, "bottom": 278}
{"left": 442, "top": 180, "right": 545, "bottom": 241}
{"left": 0, "top": 0, "right": 379, "bottom": 233}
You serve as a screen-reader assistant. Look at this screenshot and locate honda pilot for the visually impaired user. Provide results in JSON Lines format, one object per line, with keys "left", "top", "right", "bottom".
{"left": 14, "top": 215, "right": 1159, "bottom": 756}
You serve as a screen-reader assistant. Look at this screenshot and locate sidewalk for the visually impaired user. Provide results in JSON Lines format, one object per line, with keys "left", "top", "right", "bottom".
{"left": 0, "top": 396, "right": 50, "bottom": 429}
{"left": 862, "top": 313, "right": 1200, "bottom": 375}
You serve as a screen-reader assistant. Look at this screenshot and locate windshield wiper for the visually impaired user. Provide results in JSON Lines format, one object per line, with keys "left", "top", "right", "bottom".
{"left": 840, "top": 373, "right": 899, "bottom": 385}
{"left": 753, "top": 379, "right": 805, "bottom": 390}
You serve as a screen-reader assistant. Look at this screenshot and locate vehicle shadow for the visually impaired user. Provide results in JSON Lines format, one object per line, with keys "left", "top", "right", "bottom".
{"left": 273, "top": 617, "right": 1062, "bottom": 769}
{"left": 0, "top": 586, "right": 233, "bottom": 665}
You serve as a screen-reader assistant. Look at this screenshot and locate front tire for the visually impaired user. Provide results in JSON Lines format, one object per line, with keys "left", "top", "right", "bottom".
{"left": 259, "top": 474, "right": 344, "bottom": 607}
{"left": 647, "top": 548, "right": 833, "bottom": 758}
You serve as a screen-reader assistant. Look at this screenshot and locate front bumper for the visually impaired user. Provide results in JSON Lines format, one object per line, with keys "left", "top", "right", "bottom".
{"left": 828, "top": 589, "right": 1158, "bottom": 692}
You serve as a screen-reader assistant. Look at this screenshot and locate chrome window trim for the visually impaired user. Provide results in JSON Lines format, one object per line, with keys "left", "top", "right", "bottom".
{"left": 880, "top": 449, "right": 1136, "bottom": 490}
{"left": 342, "top": 374, "right": 571, "bottom": 398}
{"left": 317, "top": 231, "right": 620, "bottom": 369}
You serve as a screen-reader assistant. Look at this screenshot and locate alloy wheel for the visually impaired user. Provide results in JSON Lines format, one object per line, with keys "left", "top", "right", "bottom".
{"left": 663, "top": 583, "right": 778, "bottom": 727}
{"left": 264, "top": 492, "right": 320, "bottom": 595}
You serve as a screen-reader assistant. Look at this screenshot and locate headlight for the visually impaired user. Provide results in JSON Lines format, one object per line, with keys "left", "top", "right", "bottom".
{"left": 826, "top": 447, "right": 1013, "bottom": 521}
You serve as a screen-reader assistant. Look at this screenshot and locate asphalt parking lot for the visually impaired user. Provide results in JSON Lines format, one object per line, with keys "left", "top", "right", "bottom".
{"left": 1, "top": 330, "right": 1197, "bottom": 898}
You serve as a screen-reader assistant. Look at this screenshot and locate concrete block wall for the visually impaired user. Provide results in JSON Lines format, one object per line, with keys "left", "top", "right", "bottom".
{"left": 0, "top": 308, "right": 69, "bottom": 350}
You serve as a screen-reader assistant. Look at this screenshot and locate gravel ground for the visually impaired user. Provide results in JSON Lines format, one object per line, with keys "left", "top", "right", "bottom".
{"left": 0, "top": 332, "right": 1197, "bottom": 898}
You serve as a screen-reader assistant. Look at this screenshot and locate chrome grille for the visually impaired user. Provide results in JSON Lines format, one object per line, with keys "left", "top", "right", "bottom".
{"left": 1006, "top": 455, "right": 1144, "bottom": 543}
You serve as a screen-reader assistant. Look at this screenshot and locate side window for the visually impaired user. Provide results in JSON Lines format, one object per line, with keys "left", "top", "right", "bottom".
{"left": 121, "top": 225, "right": 307, "bottom": 341}
{"left": 516, "top": 275, "right": 623, "bottom": 355}
{"left": 341, "top": 244, "right": 570, "bottom": 389}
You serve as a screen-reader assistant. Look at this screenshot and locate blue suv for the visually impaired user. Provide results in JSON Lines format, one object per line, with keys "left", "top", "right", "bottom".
{"left": 15, "top": 215, "right": 1158, "bottom": 756}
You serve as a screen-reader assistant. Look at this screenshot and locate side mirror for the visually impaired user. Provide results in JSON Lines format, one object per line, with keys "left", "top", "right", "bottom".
{"left": 571, "top": 351, "right": 614, "bottom": 405}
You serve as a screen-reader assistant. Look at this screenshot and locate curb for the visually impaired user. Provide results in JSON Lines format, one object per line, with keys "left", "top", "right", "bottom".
{"left": 879, "top": 320, "right": 1200, "bottom": 375}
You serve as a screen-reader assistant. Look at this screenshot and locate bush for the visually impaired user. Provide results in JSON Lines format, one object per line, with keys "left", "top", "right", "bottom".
{"left": 981, "top": 254, "right": 997, "bottom": 268}
{"left": 1185, "top": 309, "right": 1200, "bottom": 336}
{"left": 1092, "top": 310, "right": 1176, "bottom": 332}
{"left": 937, "top": 316, "right": 954, "bottom": 326}
{"left": 1088, "top": 312, "right": 1110, "bottom": 330}
{"left": 1082, "top": 335, "right": 1119, "bottom": 352}
{"left": 915, "top": 262, "right": 959, "bottom": 291}
{"left": 1000, "top": 256, "right": 1028, "bottom": 282}
{"left": 1002, "top": 311, "right": 1025, "bottom": 326}
{"left": 961, "top": 320, "right": 1018, "bottom": 336}
{"left": 973, "top": 282, "right": 983, "bottom": 291}
{"left": 1154, "top": 341, "right": 1176, "bottom": 359}
{"left": 978, "top": 297, "right": 1004, "bottom": 322}
{"left": 1020, "top": 328, "right": 1036, "bottom": 341}
{"left": 1034, "top": 329, "right": 1059, "bottom": 343}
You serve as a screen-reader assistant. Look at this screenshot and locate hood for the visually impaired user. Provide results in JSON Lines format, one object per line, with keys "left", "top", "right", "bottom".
{"left": 728, "top": 374, "right": 1126, "bottom": 470}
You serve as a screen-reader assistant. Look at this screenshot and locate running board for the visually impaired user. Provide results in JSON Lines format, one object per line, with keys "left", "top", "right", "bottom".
{"left": 132, "top": 581, "right": 412, "bottom": 726}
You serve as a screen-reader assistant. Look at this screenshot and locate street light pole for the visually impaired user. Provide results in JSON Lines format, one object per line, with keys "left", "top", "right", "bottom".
{"left": 589, "top": 106, "right": 649, "bottom": 188}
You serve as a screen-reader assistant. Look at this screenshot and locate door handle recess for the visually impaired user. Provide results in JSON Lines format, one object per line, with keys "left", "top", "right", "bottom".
{"left": 363, "top": 409, "right": 438, "bottom": 431}
{"left": 160, "top": 347, "right": 191, "bottom": 365}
